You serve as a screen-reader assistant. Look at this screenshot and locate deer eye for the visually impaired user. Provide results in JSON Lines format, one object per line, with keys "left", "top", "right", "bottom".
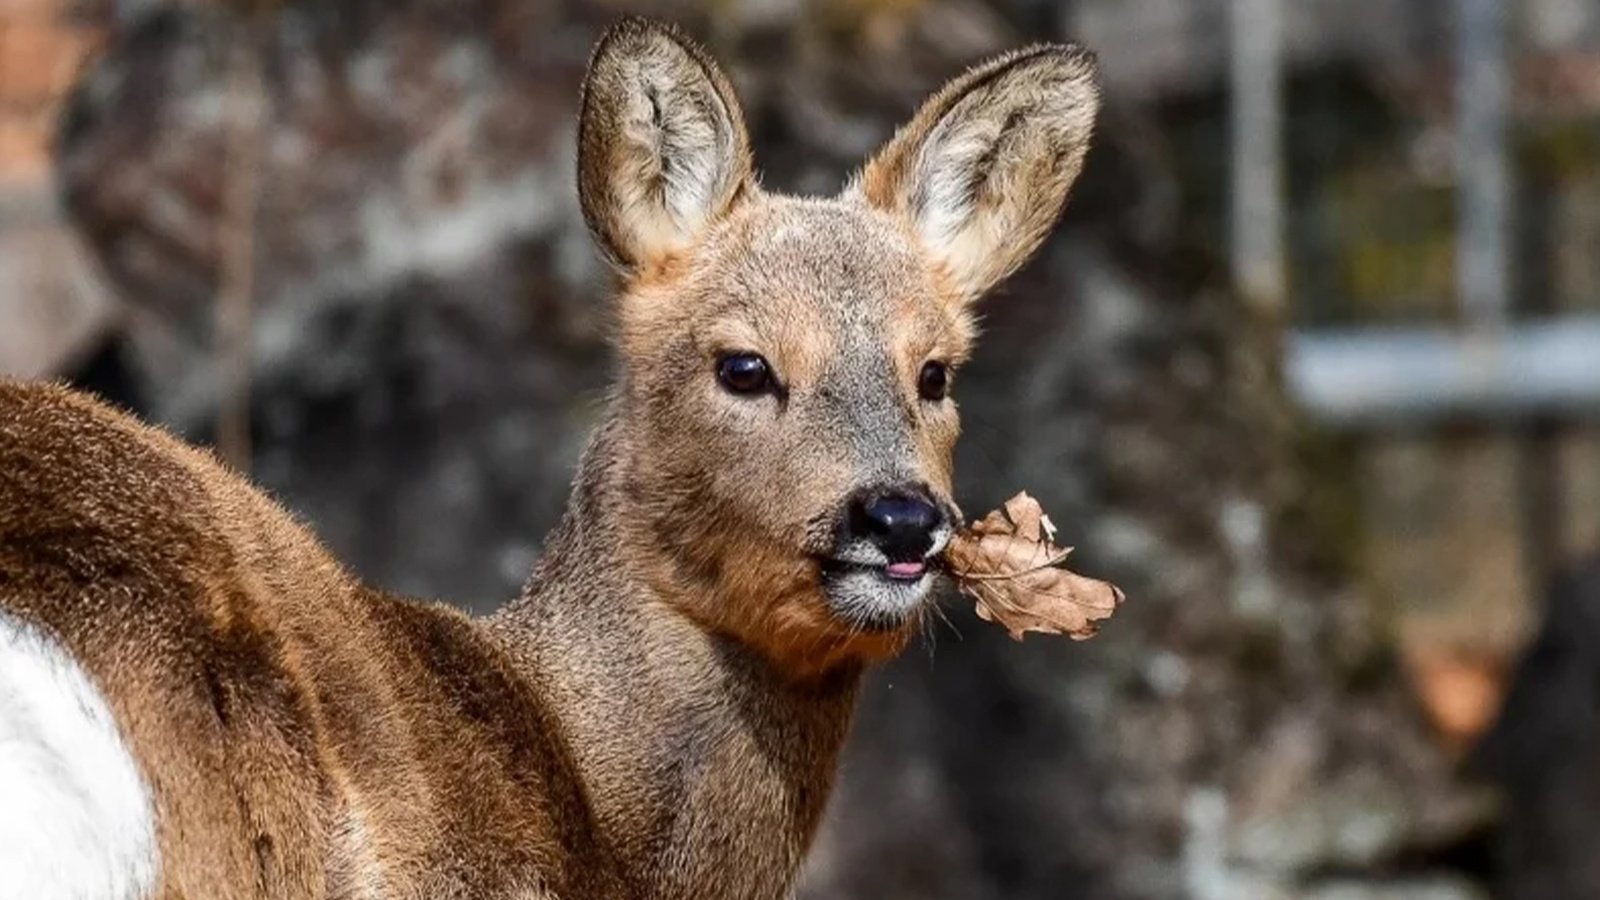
{"left": 918, "top": 361, "right": 950, "bottom": 401}
{"left": 717, "top": 353, "right": 773, "bottom": 395}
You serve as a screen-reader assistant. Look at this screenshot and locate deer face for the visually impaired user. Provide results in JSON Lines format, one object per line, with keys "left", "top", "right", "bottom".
{"left": 578, "top": 19, "right": 1099, "bottom": 675}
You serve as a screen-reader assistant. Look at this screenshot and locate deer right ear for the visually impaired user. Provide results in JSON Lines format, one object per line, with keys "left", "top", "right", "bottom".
{"left": 577, "top": 19, "right": 753, "bottom": 274}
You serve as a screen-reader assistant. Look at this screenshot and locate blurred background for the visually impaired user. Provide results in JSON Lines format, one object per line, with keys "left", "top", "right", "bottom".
{"left": 4, "top": 0, "right": 1600, "bottom": 897}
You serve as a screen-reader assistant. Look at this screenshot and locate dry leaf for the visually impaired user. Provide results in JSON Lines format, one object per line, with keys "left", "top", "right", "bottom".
{"left": 944, "top": 492, "right": 1125, "bottom": 642}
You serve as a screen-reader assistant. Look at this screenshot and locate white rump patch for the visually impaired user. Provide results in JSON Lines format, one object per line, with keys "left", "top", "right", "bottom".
{"left": 0, "top": 612, "right": 159, "bottom": 900}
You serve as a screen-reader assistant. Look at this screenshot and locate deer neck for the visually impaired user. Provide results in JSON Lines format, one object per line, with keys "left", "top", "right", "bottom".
{"left": 487, "top": 417, "right": 861, "bottom": 896}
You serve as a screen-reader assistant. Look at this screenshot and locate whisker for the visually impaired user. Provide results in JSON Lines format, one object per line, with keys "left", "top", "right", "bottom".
{"left": 929, "top": 598, "right": 962, "bottom": 641}
{"left": 917, "top": 606, "right": 939, "bottom": 663}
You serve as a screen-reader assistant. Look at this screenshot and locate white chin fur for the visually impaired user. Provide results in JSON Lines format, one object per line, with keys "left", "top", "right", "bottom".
{"left": 824, "top": 567, "right": 934, "bottom": 630}
{"left": 0, "top": 612, "right": 159, "bottom": 900}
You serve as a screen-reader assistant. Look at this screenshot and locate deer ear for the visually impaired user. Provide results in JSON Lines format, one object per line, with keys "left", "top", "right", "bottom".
{"left": 853, "top": 45, "right": 1100, "bottom": 301}
{"left": 577, "top": 18, "right": 753, "bottom": 273}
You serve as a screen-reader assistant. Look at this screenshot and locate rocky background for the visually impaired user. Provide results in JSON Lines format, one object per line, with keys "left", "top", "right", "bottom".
{"left": 8, "top": 0, "right": 1600, "bottom": 897}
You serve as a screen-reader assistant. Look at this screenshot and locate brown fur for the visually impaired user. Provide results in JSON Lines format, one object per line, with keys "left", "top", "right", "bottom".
{"left": 0, "top": 17, "right": 1098, "bottom": 899}
{"left": 0, "top": 382, "right": 624, "bottom": 898}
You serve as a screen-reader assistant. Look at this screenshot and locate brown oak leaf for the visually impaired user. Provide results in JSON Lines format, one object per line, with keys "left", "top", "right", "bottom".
{"left": 944, "top": 492, "right": 1125, "bottom": 642}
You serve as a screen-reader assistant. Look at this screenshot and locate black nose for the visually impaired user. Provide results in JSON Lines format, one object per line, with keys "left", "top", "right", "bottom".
{"left": 850, "top": 488, "right": 945, "bottom": 561}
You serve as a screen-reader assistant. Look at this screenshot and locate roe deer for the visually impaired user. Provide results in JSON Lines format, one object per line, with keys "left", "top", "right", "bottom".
{"left": 0, "top": 17, "right": 1098, "bottom": 900}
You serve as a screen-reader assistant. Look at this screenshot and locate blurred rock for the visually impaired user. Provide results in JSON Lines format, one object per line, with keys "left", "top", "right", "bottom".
{"left": 58, "top": 0, "right": 614, "bottom": 426}
{"left": 1303, "top": 880, "right": 1489, "bottom": 900}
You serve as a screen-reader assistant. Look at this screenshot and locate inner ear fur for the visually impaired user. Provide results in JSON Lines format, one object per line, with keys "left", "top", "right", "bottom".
{"left": 577, "top": 18, "right": 754, "bottom": 273}
{"left": 853, "top": 44, "right": 1101, "bottom": 300}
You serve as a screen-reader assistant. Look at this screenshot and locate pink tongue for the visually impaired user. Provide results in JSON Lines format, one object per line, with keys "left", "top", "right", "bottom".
{"left": 886, "top": 561, "right": 927, "bottom": 580}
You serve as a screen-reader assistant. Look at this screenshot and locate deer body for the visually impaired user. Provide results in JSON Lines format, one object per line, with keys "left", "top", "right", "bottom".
{"left": 0, "top": 19, "right": 1098, "bottom": 900}
{"left": 0, "top": 384, "right": 841, "bottom": 899}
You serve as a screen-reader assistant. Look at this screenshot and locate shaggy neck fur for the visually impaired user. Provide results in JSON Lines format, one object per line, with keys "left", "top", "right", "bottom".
{"left": 488, "top": 415, "right": 861, "bottom": 897}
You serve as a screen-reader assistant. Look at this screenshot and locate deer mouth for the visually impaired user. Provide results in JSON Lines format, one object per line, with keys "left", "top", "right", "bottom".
{"left": 816, "top": 556, "right": 938, "bottom": 631}
{"left": 885, "top": 560, "right": 928, "bottom": 580}
{"left": 818, "top": 556, "right": 934, "bottom": 581}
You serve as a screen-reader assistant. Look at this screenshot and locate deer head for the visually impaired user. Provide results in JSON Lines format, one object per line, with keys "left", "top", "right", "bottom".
{"left": 576, "top": 18, "right": 1100, "bottom": 678}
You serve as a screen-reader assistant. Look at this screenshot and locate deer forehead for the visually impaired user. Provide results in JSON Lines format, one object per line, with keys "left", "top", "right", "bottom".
{"left": 645, "top": 198, "right": 971, "bottom": 382}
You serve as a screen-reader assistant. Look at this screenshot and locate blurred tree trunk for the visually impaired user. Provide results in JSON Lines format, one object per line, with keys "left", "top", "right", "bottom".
{"left": 56, "top": 1, "right": 1490, "bottom": 897}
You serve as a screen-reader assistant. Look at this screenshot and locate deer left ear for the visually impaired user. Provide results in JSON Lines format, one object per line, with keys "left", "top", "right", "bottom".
{"left": 852, "top": 45, "right": 1100, "bottom": 301}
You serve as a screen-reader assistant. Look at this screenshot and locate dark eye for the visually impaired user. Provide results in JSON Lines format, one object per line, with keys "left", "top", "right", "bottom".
{"left": 918, "top": 361, "right": 950, "bottom": 401}
{"left": 717, "top": 353, "right": 773, "bottom": 395}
